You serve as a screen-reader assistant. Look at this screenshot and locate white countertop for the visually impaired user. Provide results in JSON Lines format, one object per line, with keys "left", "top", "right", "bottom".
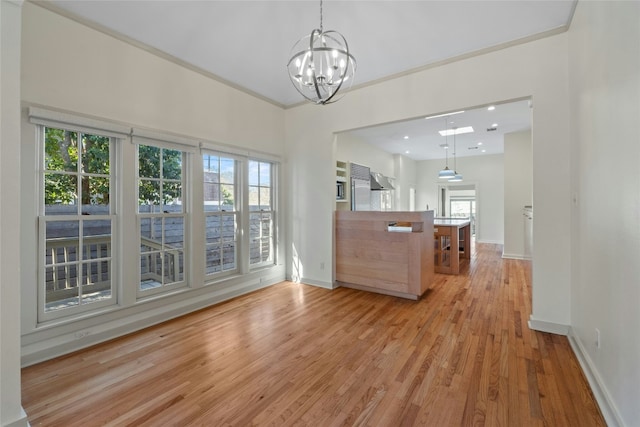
{"left": 434, "top": 218, "right": 471, "bottom": 227}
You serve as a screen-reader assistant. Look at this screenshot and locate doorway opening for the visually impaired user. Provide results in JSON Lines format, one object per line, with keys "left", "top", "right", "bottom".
{"left": 438, "top": 183, "right": 477, "bottom": 236}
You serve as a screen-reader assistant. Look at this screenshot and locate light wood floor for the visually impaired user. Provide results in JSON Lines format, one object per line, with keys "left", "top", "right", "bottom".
{"left": 22, "top": 243, "right": 605, "bottom": 426}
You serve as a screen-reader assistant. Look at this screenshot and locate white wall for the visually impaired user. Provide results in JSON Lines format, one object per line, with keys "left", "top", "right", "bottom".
{"left": 568, "top": 1, "right": 640, "bottom": 426}
{"left": 393, "top": 154, "right": 417, "bottom": 212}
{"left": 0, "top": 1, "right": 28, "bottom": 425}
{"left": 20, "top": 3, "right": 286, "bottom": 364}
{"left": 416, "top": 154, "right": 504, "bottom": 244}
{"left": 503, "top": 130, "right": 532, "bottom": 258}
{"left": 335, "top": 133, "right": 394, "bottom": 177}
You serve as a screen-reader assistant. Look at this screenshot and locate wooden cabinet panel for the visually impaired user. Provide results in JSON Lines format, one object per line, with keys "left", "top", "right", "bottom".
{"left": 335, "top": 211, "right": 434, "bottom": 299}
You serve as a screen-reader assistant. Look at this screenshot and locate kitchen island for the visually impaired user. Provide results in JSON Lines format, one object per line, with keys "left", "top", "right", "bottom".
{"left": 433, "top": 218, "right": 471, "bottom": 274}
{"left": 335, "top": 211, "right": 434, "bottom": 300}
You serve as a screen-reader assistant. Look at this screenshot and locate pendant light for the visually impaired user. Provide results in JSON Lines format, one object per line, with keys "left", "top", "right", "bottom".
{"left": 287, "top": 0, "right": 356, "bottom": 105}
{"left": 438, "top": 117, "right": 455, "bottom": 179}
{"left": 449, "top": 127, "right": 463, "bottom": 182}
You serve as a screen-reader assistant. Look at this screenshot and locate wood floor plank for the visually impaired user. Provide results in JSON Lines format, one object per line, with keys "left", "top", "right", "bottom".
{"left": 22, "top": 243, "right": 606, "bottom": 426}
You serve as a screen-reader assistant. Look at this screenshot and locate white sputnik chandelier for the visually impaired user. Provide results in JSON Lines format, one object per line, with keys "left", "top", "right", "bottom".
{"left": 287, "top": 0, "right": 356, "bottom": 105}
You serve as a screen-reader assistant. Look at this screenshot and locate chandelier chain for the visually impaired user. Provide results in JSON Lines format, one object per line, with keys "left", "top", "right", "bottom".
{"left": 320, "top": 0, "right": 323, "bottom": 32}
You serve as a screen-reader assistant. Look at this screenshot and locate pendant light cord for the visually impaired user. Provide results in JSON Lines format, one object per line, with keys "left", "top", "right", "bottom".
{"left": 444, "top": 117, "right": 449, "bottom": 167}
{"left": 453, "top": 128, "right": 457, "bottom": 171}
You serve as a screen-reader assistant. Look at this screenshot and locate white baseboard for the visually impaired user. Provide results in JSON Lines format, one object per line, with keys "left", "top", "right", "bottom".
{"left": 527, "top": 317, "right": 570, "bottom": 335}
{"left": 3, "top": 407, "right": 29, "bottom": 427}
{"left": 568, "top": 327, "right": 625, "bottom": 427}
{"left": 300, "top": 277, "right": 335, "bottom": 289}
{"left": 501, "top": 250, "right": 531, "bottom": 260}
{"left": 476, "top": 239, "right": 504, "bottom": 245}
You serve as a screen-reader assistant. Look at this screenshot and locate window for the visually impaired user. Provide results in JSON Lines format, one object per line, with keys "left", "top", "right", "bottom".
{"left": 203, "top": 154, "right": 238, "bottom": 276}
{"left": 138, "top": 145, "right": 187, "bottom": 295}
{"left": 249, "top": 160, "right": 275, "bottom": 266}
{"left": 40, "top": 127, "right": 116, "bottom": 319}
{"left": 31, "top": 108, "right": 281, "bottom": 329}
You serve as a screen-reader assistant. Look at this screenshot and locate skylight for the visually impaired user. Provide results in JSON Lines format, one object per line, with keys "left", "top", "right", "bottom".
{"left": 438, "top": 126, "right": 474, "bottom": 136}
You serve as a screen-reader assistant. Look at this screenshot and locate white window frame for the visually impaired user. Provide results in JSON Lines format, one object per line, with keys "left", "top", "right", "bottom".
{"left": 202, "top": 151, "right": 242, "bottom": 279}
{"left": 248, "top": 159, "right": 276, "bottom": 269}
{"left": 36, "top": 124, "right": 119, "bottom": 323}
{"left": 136, "top": 142, "right": 189, "bottom": 298}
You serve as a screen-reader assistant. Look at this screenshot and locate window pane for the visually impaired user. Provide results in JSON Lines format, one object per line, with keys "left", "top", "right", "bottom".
{"left": 163, "top": 149, "right": 182, "bottom": 180}
{"left": 205, "top": 247, "right": 221, "bottom": 273}
{"left": 205, "top": 215, "right": 221, "bottom": 245}
{"left": 140, "top": 217, "right": 162, "bottom": 252}
{"left": 249, "top": 161, "right": 259, "bottom": 186}
{"left": 203, "top": 155, "right": 218, "bottom": 174}
{"left": 221, "top": 184, "right": 234, "bottom": 211}
{"left": 81, "top": 261, "right": 112, "bottom": 305}
{"left": 83, "top": 220, "right": 111, "bottom": 260}
{"left": 163, "top": 251, "right": 183, "bottom": 284}
{"left": 223, "top": 242, "right": 236, "bottom": 270}
{"left": 249, "top": 213, "right": 261, "bottom": 240}
{"left": 45, "top": 128, "right": 77, "bottom": 173}
{"left": 81, "top": 134, "right": 110, "bottom": 174}
{"left": 164, "top": 217, "right": 184, "bottom": 249}
{"left": 248, "top": 186, "right": 259, "bottom": 210}
{"left": 261, "top": 212, "right": 272, "bottom": 236}
{"left": 140, "top": 253, "right": 162, "bottom": 290}
{"left": 138, "top": 145, "right": 160, "bottom": 178}
{"left": 81, "top": 176, "right": 110, "bottom": 212}
{"left": 163, "top": 181, "right": 182, "bottom": 212}
{"left": 249, "top": 240, "right": 261, "bottom": 264}
{"left": 204, "top": 182, "right": 219, "bottom": 211}
{"left": 220, "top": 158, "right": 234, "bottom": 184}
{"left": 260, "top": 187, "right": 271, "bottom": 209}
{"left": 45, "top": 264, "right": 79, "bottom": 312}
{"left": 46, "top": 221, "right": 79, "bottom": 264}
{"left": 259, "top": 163, "right": 271, "bottom": 186}
{"left": 139, "top": 179, "right": 161, "bottom": 210}
{"left": 45, "top": 174, "right": 78, "bottom": 214}
{"left": 222, "top": 214, "right": 236, "bottom": 242}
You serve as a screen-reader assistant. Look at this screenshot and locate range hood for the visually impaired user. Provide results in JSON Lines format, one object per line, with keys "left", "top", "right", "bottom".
{"left": 370, "top": 172, "right": 395, "bottom": 190}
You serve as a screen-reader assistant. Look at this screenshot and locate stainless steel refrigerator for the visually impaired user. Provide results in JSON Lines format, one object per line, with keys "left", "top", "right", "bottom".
{"left": 350, "top": 163, "right": 371, "bottom": 211}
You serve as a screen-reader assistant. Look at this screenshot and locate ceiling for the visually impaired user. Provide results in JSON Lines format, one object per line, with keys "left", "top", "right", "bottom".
{"left": 341, "top": 99, "right": 532, "bottom": 161}
{"left": 46, "top": 0, "right": 572, "bottom": 160}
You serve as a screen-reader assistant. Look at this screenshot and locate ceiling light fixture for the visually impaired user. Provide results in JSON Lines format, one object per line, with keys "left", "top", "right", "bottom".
{"left": 438, "top": 117, "right": 455, "bottom": 179}
{"left": 287, "top": 0, "right": 356, "bottom": 105}
{"left": 488, "top": 105, "right": 496, "bottom": 111}
{"left": 438, "top": 126, "right": 474, "bottom": 136}
{"left": 448, "top": 127, "right": 463, "bottom": 182}
{"left": 404, "top": 135, "right": 409, "bottom": 139}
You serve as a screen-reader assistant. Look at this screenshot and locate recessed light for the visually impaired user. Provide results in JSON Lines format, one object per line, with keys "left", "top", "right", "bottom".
{"left": 491, "top": 123, "right": 498, "bottom": 127}
{"left": 481, "top": 149, "right": 486, "bottom": 153}
{"left": 403, "top": 135, "right": 409, "bottom": 139}
{"left": 405, "top": 150, "right": 410, "bottom": 154}
{"left": 438, "top": 126, "right": 474, "bottom": 136}
{"left": 477, "top": 142, "right": 483, "bottom": 146}
{"left": 487, "top": 106, "right": 495, "bottom": 111}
